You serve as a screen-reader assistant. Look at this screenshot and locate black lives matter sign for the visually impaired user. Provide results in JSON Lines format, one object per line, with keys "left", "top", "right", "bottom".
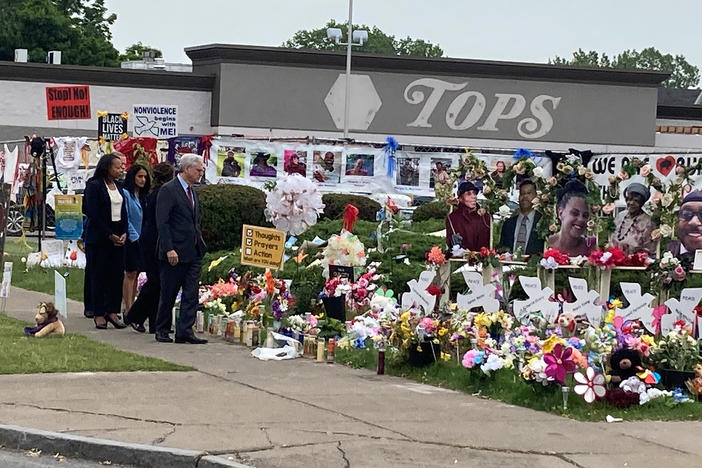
{"left": 46, "top": 85, "right": 91, "bottom": 120}
{"left": 98, "top": 113, "right": 127, "bottom": 141}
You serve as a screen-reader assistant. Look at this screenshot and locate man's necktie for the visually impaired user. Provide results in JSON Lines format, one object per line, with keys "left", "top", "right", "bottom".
{"left": 187, "top": 186, "right": 194, "bottom": 209}
{"left": 515, "top": 216, "right": 528, "bottom": 251}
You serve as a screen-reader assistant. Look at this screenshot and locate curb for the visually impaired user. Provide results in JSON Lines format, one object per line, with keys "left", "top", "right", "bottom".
{"left": 0, "top": 424, "right": 251, "bottom": 468}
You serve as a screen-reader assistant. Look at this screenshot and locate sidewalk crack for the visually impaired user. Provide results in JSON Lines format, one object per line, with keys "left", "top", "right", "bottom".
{"left": 152, "top": 425, "right": 177, "bottom": 445}
{"left": 0, "top": 402, "right": 181, "bottom": 427}
{"left": 336, "top": 441, "right": 350, "bottom": 468}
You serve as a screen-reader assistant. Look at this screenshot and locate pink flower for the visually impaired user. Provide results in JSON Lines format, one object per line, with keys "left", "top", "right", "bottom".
{"left": 574, "top": 367, "right": 606, "bottom": 403}
{"left": 640, "top": 164, "right": 651, "bottom": 177}
{"left": 462, "top": 349, "right": 481, "bottom": 369}
{"left": 673, "top": 265, "right": 687, "bottom": 282}
{"left": 602, "top": 203, "right": 616, "bottom": 215}
{"left": 420, "top": 317, "right": 437, "bottom": 334}
{"left": 543, "top": 344, "right": 576, "bottom": 385}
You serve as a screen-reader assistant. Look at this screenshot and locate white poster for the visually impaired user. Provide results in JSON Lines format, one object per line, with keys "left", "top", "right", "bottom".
{"left": 132, "top": 105, "right": 178, "bottom": 138}
{"left": 54, "top": 270, "right": 67, "bottom": 318}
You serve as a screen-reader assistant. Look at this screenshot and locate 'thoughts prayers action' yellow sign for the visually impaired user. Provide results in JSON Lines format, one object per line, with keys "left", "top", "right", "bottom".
{"left": 240, "top": 224, "right": 286, "bottom": 270}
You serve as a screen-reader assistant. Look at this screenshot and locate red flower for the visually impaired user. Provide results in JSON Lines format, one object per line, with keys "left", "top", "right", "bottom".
{"left": 543, "top": 249, "right": 570, "bottom": 265}
{"left": 426, "top": 284, "right": 442, "bottom": 296}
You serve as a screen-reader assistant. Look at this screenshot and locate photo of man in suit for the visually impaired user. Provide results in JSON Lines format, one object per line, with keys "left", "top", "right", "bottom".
{"left": 154, "top": 154, "right": 208, "bottom": 344}
{"left": 499, "top": 180, "right": 544, "bottom": 255}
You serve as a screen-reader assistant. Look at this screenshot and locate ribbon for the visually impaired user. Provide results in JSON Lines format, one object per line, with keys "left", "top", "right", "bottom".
{"left": 383, "top": 136, "right": 398, "bottom": 177}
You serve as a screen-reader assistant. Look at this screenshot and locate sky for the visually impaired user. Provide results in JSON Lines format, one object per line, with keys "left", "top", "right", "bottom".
{"left": 105, "top": 0, "right": 702, "bottom": 72}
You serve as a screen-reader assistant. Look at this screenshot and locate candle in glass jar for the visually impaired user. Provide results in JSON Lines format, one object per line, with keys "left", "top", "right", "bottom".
{"left": 316, "top": 338, "right": 325, "bottom": 362}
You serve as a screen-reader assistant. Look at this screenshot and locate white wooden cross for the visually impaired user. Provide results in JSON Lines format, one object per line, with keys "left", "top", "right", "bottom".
{"left": 401, "top": 270, "right": 437, "bottom": 314}
{"left": 616, "top": 282, "right": 655, "bottom": 323}
{"left": 513, "top": 276, "right": 558, "bottom": 324}
{"left": 453, "top": 266, "right": 500, "bottom": 312}
{"left": 660, "top": 288, "right": 702, "bottom": 335}
{"left": 563, "top": 277, "right": 603, "bottom": 327}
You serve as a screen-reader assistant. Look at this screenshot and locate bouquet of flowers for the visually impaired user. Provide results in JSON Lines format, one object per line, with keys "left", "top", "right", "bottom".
{"left": 540, "top": 249, "right": 570, "bottom": 269}
{"left": 588, "top": 246, "right": 626, "bottom": 269}
{"left": 651, "top": 330, "right": 700, "bottom": 371}
{"left": 321, "top": 230, "right": 367, "bottom": 278}
{"left": 265, "top": 174, "right": 325, "bottom": 235}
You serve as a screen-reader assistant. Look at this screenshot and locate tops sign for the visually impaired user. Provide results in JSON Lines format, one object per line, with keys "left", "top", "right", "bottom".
{"left": 403, "top": 78, "right": 560, "bottom": 140}
{"left": 215, "top": 64, "right": 658, "bottom": 146}
{"left": 46, "top": 85, "right": 91, "bottom": 120}
{"left": 132, "top": 105, "right": 178, "bottom": 138}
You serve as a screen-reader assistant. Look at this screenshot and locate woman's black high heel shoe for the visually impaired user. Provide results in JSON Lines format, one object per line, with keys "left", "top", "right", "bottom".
{"left": 106, "top": 314, "right": 127, "bottom": 329}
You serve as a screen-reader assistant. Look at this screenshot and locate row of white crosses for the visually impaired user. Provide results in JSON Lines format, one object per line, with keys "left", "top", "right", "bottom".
{"left": 400, "top": 268, "right": 702, "bottom": 334}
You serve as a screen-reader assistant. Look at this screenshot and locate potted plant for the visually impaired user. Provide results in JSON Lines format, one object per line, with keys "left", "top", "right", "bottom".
{"left": 650, "top": 330, "right": 701, "bottom": 390}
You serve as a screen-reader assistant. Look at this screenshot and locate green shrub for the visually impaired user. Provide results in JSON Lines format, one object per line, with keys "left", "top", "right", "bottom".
{"left": 412, "top": 201, "right": 450, "bottom": 222}
{"left": 322, "top": 194, "right": 380, "bottom": 222}
{"left": 197, "top": 184, "right": 271, "bottom": 251}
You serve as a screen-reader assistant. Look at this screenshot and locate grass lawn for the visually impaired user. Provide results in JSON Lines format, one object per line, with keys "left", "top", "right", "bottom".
{"left": 4, "top": 237, "right": 84, "bottom": 301}
{"left": 337, "top": 347, "right": 702, "bottom": 422}
{"left": 0, "top": 313, "right": 192, "bottom": 374}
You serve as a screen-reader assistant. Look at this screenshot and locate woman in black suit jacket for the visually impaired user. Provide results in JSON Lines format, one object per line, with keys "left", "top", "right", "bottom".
{"left": 82, "top": 154, "right": 128, "bottom": 329}
{"left": 124, "top": 162, "right": 175, "bottom": 333}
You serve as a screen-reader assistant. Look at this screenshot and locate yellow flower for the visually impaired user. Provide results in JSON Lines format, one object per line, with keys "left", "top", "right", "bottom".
{"left": 121, "top": 111, "right": 129, "bottom": 120}
{"left": 438, "top": 327, "right": 448, "bottom": 336}
{"left": 440, "top": 352, "right": 451, "bottom": 361}
{"left": 474, "top": 312, "right": 492, "bottom": 329}
{"left": 604, "top": 309, "right": 615, "bottom": 324}
{"left": 400, "top": 311, "right": 411, "bottom": 322}
{"left": 610, "top": 298, "right": 623, "bottom": 309}
{"left": 542, "top": 334, "right": 565, "bottom": 354}
{"left": 96, "top": 110, "right": 108, "bottom": 118}
{"left": 641, "top": 335, "right": 656, "bottom": 347}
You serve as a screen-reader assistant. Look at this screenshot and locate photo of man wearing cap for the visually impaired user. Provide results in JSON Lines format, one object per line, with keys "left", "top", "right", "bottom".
{"left": 669, "top": 190, "right": 702, "bottom": 257}
{"left": 446, "top": 181, "right": 491, "bottom": 252}
{"left": 610, "top": 182, "right": 656, "bottom": 255}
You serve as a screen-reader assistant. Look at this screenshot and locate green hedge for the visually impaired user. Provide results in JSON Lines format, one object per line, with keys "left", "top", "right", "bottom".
{"left": 322, "top": 194, "right": 380, "bottom": 222}
{"left": 412, "top": 201, "right": 450, "bottom": 222}
{"left": 197, "top": 184, "right": 271, "bottom": 251}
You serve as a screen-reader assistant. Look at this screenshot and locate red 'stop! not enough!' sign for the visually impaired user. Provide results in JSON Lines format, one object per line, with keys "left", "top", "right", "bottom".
{"left": 46, "top": 85, "right": 91, "bottom": 120}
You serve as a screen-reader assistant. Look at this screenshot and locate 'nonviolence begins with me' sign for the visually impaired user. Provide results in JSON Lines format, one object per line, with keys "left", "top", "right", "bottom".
{"left": 133, "top": 105, "right": 178, "bottom": 138}
{"left": 46, "top": 85, "right": 91, "bottom": 120}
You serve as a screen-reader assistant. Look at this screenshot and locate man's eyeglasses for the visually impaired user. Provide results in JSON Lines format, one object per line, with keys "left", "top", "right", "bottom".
{"left": 678, "top": 210, "right": 702, "bottom": 222}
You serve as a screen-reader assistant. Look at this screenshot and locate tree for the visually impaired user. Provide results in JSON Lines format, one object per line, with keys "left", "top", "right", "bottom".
{"left": 283, "top": 20, "right": 443, "bottom": 58}
{"left": 551, "top": 47, "right": 700, "bottom": 88}
{"left": 119, "top": 42, "right": 163, "bottom": 62}
{"left": 0, "top": 0, "right": 119, "bottom": 66}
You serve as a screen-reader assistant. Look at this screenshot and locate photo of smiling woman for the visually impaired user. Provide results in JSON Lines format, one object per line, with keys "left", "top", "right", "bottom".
{"left": 610, "top": 182, "right": 656, "bottom": 255}
{"left": 547, "top": 180, "right": 595, "bottom": 257}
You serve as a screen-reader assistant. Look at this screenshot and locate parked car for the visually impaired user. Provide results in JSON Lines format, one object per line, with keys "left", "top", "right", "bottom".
{"left": 6, "top": 201, "right": 54, "bottom": 236}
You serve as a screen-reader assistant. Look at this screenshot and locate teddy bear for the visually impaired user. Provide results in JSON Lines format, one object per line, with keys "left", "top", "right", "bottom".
{"left": 24, "top": 302, "right": 65, "bottom": 337}
{"left": 608, "top": 347, "right": 643, "bottom": 385}
{"left": 685, "top": 363, "right": 702, "bottom": 396}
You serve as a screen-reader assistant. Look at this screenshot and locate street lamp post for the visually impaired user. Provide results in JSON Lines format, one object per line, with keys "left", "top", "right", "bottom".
{"left": 327, "top": 1, "right": 367, "bottom": 140}
{"left": 343, "top": 0, "right": 353, "bottom": 139}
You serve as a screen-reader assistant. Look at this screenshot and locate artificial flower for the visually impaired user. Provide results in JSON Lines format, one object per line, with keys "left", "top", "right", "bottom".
{"left": 574, "top": 367, "right": 606, "bottom": 403}
{"left": 480, "top": 353, "right": 504, "bottom": 376}
{"left": 427, "top": 246, "right": 446, "bottom": 266}
{"left": 542, "top": 334, "right": 565, "bottom": 354}
{"left": 543, "top": 344, "right": 576, "bottom": 385}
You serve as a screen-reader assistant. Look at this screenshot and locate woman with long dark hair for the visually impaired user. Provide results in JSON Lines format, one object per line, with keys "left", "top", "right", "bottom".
{"left": 122, "top": 164, "right": 151, "bottom": 316}
{"left": 82, "top": 153, "right": 128, "bottom": 329}
{"left": 124, "top": 162, "right": 174, "bottom": 333}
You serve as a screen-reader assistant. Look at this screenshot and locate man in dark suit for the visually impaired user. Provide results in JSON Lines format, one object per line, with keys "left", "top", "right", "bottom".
{"left": 499, "top": 180, "right": 544, "bottom": 255}
{"left": 154, "top": 154, "right": 208, "bottom": 344}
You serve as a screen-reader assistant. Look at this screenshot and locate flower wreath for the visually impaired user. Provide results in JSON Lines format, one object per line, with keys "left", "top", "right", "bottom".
{"left": 532, "top": 154, "right": 604, "bottom": 242}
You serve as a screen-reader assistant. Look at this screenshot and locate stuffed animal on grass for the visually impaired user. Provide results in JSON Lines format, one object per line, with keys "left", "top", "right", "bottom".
{"left": 24, "top": 302, "right": 65, "bottom": 337}
{"left": 608, "top": 348, "right": 643, "bottom": 385}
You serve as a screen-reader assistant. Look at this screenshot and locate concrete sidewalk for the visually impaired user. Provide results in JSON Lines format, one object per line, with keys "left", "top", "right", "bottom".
{"left": 1, "top": 286, "right": 702, "bottom": 468}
